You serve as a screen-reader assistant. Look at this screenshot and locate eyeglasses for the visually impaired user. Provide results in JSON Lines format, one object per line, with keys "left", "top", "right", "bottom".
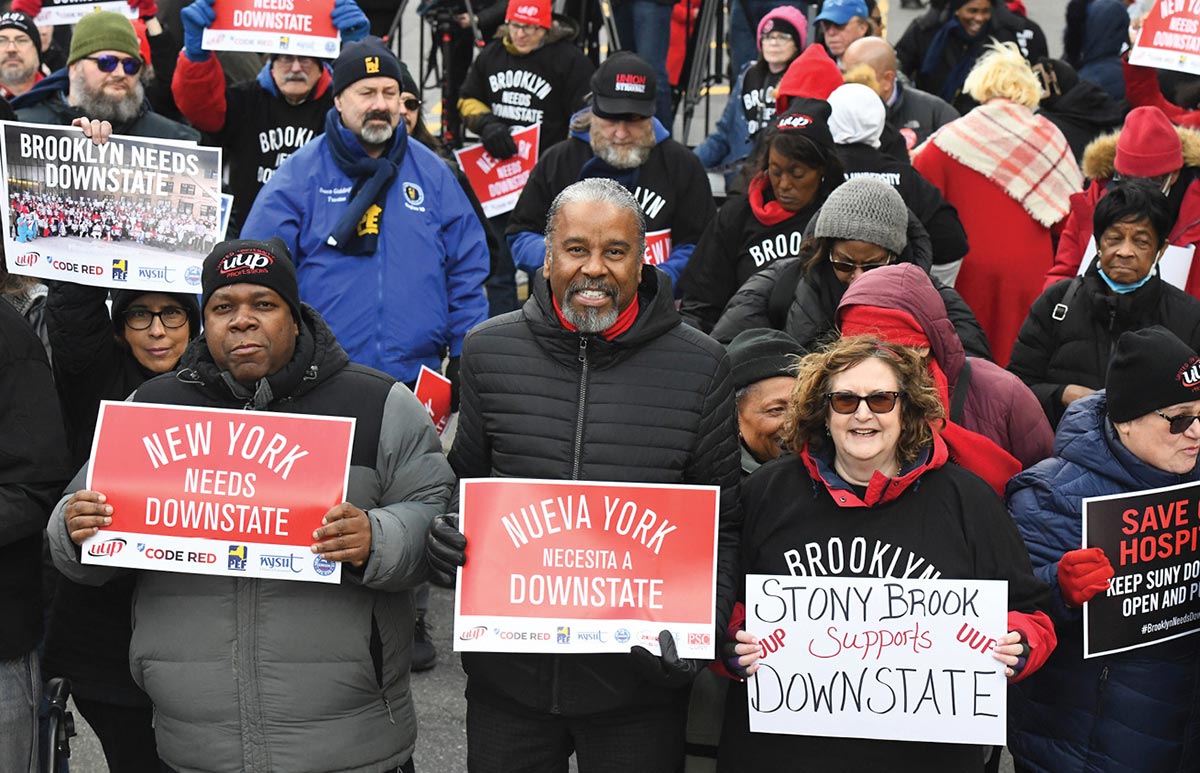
{"left": 0, "top": 35, "right": 34, "bottom": 50}
{"left": 509, "top": 22, "right": 540, "bottom": 33}
{"left": 825, "top": 391, "right": 902, "bottom": 414}
{"left": 761, "top": 32, "right": 793, "bottom": 43}
{"left": 401, "top": 97, "right": 421, "bottom": 112}
{"left": 1156, "top": 410, "right": 1200, "bottom": 434}
{"left": 85, "top": 54, "right": 142, "bottom": 75}
{"left": 829, "top": 253, "right": 894, "bottom": 275}
{"left": 124, "top": 307, "right": 188, "bottom": 330}
{"left": 274, "top": 54, "right": 318, "bottom": 67}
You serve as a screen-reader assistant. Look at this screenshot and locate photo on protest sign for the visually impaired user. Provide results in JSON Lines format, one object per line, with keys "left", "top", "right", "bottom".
{"left": 202, "top": 0, "right": 340, "bottom": 56}
{"left": 453, "top": 124, "right": 540, "bottom": 218}
{"left": 0, "top": 122, "right": 222, "bottom": 293}
{"left": 453, "top": 478, "right": 719, "bottom": 658}
{"left": 746, "top": 575, "right": 1008, "bottom": 746}
{"left": 83, "top": 401, "right": 356, "bottom": 583}
{"left": 33, "top": 0, "right": 136, "bottom": 26}
{"left": 1083, "top": 479, "right": 1200, "bottom": 658}
{"left": 1130, "top": 0, "right": 1200, "bottom": 76}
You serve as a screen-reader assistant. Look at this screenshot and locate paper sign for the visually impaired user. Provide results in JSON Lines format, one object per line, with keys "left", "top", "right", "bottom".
{"left": 1, "top": 122, "right": 222, "bottom": 293}
{"left": 202, "top": 0, "right": 340, "bottom": 57}
{"left": 34, "top": 1, "right": 136, "bottom": 26}
{"left": 83, "top": 401, "right": 355, "bottom": 583}
{"left": 1083, "top": 480, "right": 1200, "bottom": 658}
{"left": 453, "top": 124, "right": 540, "bottom": 218}
{"left": 1130, "top": 0, "right": 1200, "bottom": 76}
{"left": 414, "top": 364, "right": 452, "bottom": 436}
{"left": 644, "top": 228, "right": 672, "bottom": 266}
{"left": 1076, "top": 235, "right": 1195, "bottom": 290}
{"left": 453, "top": 478, "right": 719, "bottom": 657}
{"left": 746, "top": 575, "right": 1008, "bottom": 746}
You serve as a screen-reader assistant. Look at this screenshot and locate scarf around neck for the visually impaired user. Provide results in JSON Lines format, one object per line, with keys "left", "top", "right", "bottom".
{"left": 324, "top": 108, "right": 409, "bottom": 255}
{"left": 921, "top": 17, "right": 987, "bottom": 104}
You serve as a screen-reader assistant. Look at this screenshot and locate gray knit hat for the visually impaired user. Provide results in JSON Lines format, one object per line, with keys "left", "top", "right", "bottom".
{"left": 814, "top": 177, "right": 908, "bottom": 256}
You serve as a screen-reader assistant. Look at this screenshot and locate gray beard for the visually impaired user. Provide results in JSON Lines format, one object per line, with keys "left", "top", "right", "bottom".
{"left": 0, "top": 60, "right": 36, "bottom": 90}
{"left": 561, "top": 302, "right": 618, "bottom": 333}
{"left": 70, "top": 72, "right": 144, "bottom": 125}
{"left": 592, "top": 138, "right": 652, "bottom": 170}
{"left": 360, "top": 122, "right": 395, "bottom": 146}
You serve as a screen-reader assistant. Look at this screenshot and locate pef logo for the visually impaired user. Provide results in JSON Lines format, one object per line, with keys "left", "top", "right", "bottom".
{"left": 557, "top": 626, "right": 571, "bottom": 644}
{"left": 228, "top": 545, "right": 247, "bottom": 571}
{"left": 459, "top": 625, "right": 488, "bottom": 641}
{"left": 112, "top": 259, "right": 128, "bottom": 282}
{"left": 87, "top": 537, "right": 126, "bottom": 558}
{"left": 14, "top": 252, "right": 38, "bottom": 267}
{"left": 776, "top": 113, "right": 813, "bottom": 131}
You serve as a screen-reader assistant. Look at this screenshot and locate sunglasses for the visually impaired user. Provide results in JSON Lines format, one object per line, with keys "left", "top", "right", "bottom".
{"left": 124, "top": 307, "right": 188, "bottom": 330}
{"left": 826, "top": 391, "right": 901, "bottom": 414}
{"left": 85, "top": 54, "right": 142, "bottom": 75}
{"left": 1156, "top": 410, "right": 1200, "bottom": 434}
{"left": 829, "top": 253, "right": 893, "bottom": 275}
{"left": 402, "top": 97, "right": 421, "bottom": 112}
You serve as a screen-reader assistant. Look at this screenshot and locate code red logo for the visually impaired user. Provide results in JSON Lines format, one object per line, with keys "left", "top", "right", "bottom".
{"left": 459, "top": 625, "right": 488, "bottom": 641}
{"left": 687, "top": 632, "right": 711, "bottom": 646}
{"left": 87, "top": 538, "right": 127, "bottom": 558}
{"left": 14, "top": 252, "right": 38, "bottom": 266}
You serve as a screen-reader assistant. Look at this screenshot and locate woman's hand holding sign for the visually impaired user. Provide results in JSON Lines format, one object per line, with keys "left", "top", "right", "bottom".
{"left": 312, "top": 503, "right": 371, "bottom": 567}
{"left": 65, "top": 490, "right": 113, "bottom": 545}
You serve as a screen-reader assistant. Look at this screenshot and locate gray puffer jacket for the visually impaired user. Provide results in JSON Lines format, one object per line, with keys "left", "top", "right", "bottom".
{"left": 48, "top": 306, "right": 454, "bottom": 773}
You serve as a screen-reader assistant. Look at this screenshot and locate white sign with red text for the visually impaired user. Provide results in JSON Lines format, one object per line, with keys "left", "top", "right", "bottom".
{"left": 33, "top": 0, "right": 136, "bottom": 26}
{"left": 453, "top": 124, "right": 540, "bottom": 218}
{"left": 746, "top": 575, "right": 1008, "bottom": 745}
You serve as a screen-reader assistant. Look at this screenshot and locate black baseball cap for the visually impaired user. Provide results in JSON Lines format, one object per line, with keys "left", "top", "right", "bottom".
{"left": 591, "top": 52, "right": 656, "bottom": 119}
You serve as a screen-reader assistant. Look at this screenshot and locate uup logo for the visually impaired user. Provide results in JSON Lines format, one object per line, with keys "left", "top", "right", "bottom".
{"left": 516, "top": 5, "right": 538, "bottom": 15}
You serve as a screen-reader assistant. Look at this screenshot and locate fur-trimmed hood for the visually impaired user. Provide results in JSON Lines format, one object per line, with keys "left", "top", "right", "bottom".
{"left": 1081, "top": 123, "right": 1200, "bottom": 180}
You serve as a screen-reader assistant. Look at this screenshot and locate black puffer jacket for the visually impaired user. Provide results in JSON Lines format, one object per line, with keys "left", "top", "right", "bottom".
{"left": 1008, "top": 260, "right": 1200, "bottom": 427}
{"left": 710, "top": 209, "right": 991, "bottom": 359}
{"left": 450, "top": 268, "right": 741, "bottom": 716}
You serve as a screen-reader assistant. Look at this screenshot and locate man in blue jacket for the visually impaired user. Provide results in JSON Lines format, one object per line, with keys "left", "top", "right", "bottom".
{"left": 242, "top": 37, "right": 489, "bottom": 394}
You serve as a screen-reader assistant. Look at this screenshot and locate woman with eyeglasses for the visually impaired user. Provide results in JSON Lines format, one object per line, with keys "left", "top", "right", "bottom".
{"left": 705, "top": 177, "right": 990, "bottom": 360}
{"left": 40, "top": 279, "right": 198, "bottom": 771}
{"left": 1007, "top": 326, "right": 1200, "bottom": 773}
{"left": 716, "top": 334, "right": 1056, "bottom": 771}
{"left": 680, "top": 102, "right": 843, "bottom": 333}
{"left": 1009, "top": 179, "right": 1200, "bottom": 429}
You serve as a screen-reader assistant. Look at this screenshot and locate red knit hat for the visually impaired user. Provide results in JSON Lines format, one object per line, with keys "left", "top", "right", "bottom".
{"left": 506, "top": 0, "right": 552, "bottom": 28}
{"left": 839, "top": 305, "right": 930, "bottom": 348}
{"left": 776, "top": 44, "right": 844, "bottom": 112}
{"left": 1116, "top": 107, "right": 1182, "bottom": 179}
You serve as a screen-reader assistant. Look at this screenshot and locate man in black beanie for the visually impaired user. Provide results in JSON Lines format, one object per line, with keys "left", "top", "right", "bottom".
{"left": 47, "top": 236, "right": 454, "bottom": 773}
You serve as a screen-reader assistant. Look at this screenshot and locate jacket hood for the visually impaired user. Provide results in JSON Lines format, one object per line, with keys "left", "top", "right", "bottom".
{"left": 11, "top": 66, "right": 68, "bottom": 110}
{"left": 1080, "top": 0, "right": 1130, "bottom": 66}
{"left": 568, "top": 107, "right": 670, "bottom": 144}
{"left": 1082, "top": 123, "right": 1200, "bottom": 180}
{"left": 175, "top": 303, "right": 349, "bottom": 407}
{"left": 776, "top": 44, "right": 842, "bottom": 112}
{"left": 835, "top": 262, "right": 967, "bottom": 380}
{"left": 256, "top": 60, "right": 333, "bottom": 101}
{"left": 1041, "top": 79, "right": 1124, "bottom": 127}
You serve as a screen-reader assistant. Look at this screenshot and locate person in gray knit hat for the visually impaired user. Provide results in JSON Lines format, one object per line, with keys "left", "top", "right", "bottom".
{"left": 814, "top": 176, "right": 909, "bottom": 258}
{"left": 728, "top": 328, "right": 807, "bottom": 474}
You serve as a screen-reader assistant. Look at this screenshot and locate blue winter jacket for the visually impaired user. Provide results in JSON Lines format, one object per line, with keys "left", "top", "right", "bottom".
{"left": 242, "top": 115, "right": 489, "bottom": 384}
{"left": 693, "top": 63, "right": 753, "bottom": 179}
{"left": 1005, "top": 390, "right": 1200, "bottom": 773}
{"left": 1076, "top": 0, "right": 1128, "bottom": 103}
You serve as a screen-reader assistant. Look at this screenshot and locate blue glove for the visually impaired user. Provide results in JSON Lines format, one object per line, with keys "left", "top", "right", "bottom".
{"left": 331, "top": 0, "right": 370, "bottom": 42}
{"left": 180, "top": 0, "right": 215, "bottom": 62}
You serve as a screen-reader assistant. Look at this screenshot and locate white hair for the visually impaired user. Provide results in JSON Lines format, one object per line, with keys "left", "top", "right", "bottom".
{"left": 543, "top": 178, "right": 646, "bottom": 254}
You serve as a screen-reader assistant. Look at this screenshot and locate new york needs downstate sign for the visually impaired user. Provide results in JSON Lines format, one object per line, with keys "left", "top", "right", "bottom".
{"left": 83, "top": 401, "right": 354, "bottom": 583}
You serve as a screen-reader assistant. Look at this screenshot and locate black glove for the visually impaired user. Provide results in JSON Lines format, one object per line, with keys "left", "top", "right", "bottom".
{"left": 477, "top": 115, "right": 518, "bottom": 159}
{"left": 630, "top": 630, "right": 702, "bottom": 689}
{"left": 427, "top": 514, "right": 466, "bottom": 588}
{"left": 446, "top": 355, "right": 461, "bottom": 413}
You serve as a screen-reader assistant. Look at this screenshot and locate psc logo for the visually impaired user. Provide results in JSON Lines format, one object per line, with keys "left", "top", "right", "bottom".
{"left": 687, "top": 632, "right": 711, "bottom": 647}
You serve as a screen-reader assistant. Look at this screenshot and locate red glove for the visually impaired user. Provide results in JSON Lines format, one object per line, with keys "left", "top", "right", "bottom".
{"left": 1057, "top": 547, "right": 1114, "bottom": 607}
{"left": 128, "top": 0, "right": 158, "bottom": 18}
{"left": 10, "top": 0, "right": 41, "bottom": 18}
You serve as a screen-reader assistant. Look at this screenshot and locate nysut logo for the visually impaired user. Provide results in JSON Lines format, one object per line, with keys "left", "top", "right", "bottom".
{"left": 403, "top": 182, "right": 425, "bottom": 207}
{"left": 228, "top": 544, "right": 247, "bottom": 571}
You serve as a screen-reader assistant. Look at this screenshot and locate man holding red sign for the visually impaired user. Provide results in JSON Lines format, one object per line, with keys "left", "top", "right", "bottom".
{"left": 428, "top": 177, "right": 741, "bottom": 772}
{"left": 48, "top": 237, "right": 454, "bottom": 773}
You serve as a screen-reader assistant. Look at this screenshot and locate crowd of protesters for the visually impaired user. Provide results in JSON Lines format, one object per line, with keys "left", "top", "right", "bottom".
{"left": 7, "top": 0, "right": 1200, "bottom": 771}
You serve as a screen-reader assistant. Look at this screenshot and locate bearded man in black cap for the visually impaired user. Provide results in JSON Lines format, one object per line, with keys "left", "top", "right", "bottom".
{"left": 47, "top": 237, "right": 454, "bottom": 773}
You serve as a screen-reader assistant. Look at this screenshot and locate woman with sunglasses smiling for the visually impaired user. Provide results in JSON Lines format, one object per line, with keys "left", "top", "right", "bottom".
{"left": 717, "top": 334, "right": 1056, "bottom": 771}
{"left": 1007, "top": 326, "right": 1200, "bottom": 773}
{"left": 706, "top": 176, "right": 990, "bottom": 361}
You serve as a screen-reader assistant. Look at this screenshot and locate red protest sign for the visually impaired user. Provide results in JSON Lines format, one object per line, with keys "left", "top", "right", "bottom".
{"left": 414, "top": 364, "right": 452, "bottom": 436}
{"left": 644, "top": 228, "right": 672, "bottom": 266}
{"left": 202, "top": 0, "right": 340, "bottom": 57}
{"left": 453, "top": 478, "right": 718, "bottom": 657}
{"left": 83, "top": 401, "right": 355, "bottom": 583}
{"left": 1131, "top": 0, "right": 1200, "bottom": 75}
{"left": 453, "top": 124, "right": 541, "bottom": 218}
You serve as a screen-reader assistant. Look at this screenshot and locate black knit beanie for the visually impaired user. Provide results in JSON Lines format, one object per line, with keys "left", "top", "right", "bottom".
{"left": 727, "top": 328, "right": 806, "bottom": 391}
{"left": 1107, "top": 326, "right": 1200, "bottom": 422}
{"left": 201, "top": 237, "right": 301, "bottom": 321}
{"left": 332, "top": 36, "right": 403, "bottom": 96}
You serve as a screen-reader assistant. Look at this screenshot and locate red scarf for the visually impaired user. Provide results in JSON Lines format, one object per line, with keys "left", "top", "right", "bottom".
{"left": 552, "top": 293, "right": 640, "bottom": 341}
{"left": 747, "top": 173, "right": 795, "bottom": 227}
{"left": 840, "top": 306, "right": 1022, "bottom": 495}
